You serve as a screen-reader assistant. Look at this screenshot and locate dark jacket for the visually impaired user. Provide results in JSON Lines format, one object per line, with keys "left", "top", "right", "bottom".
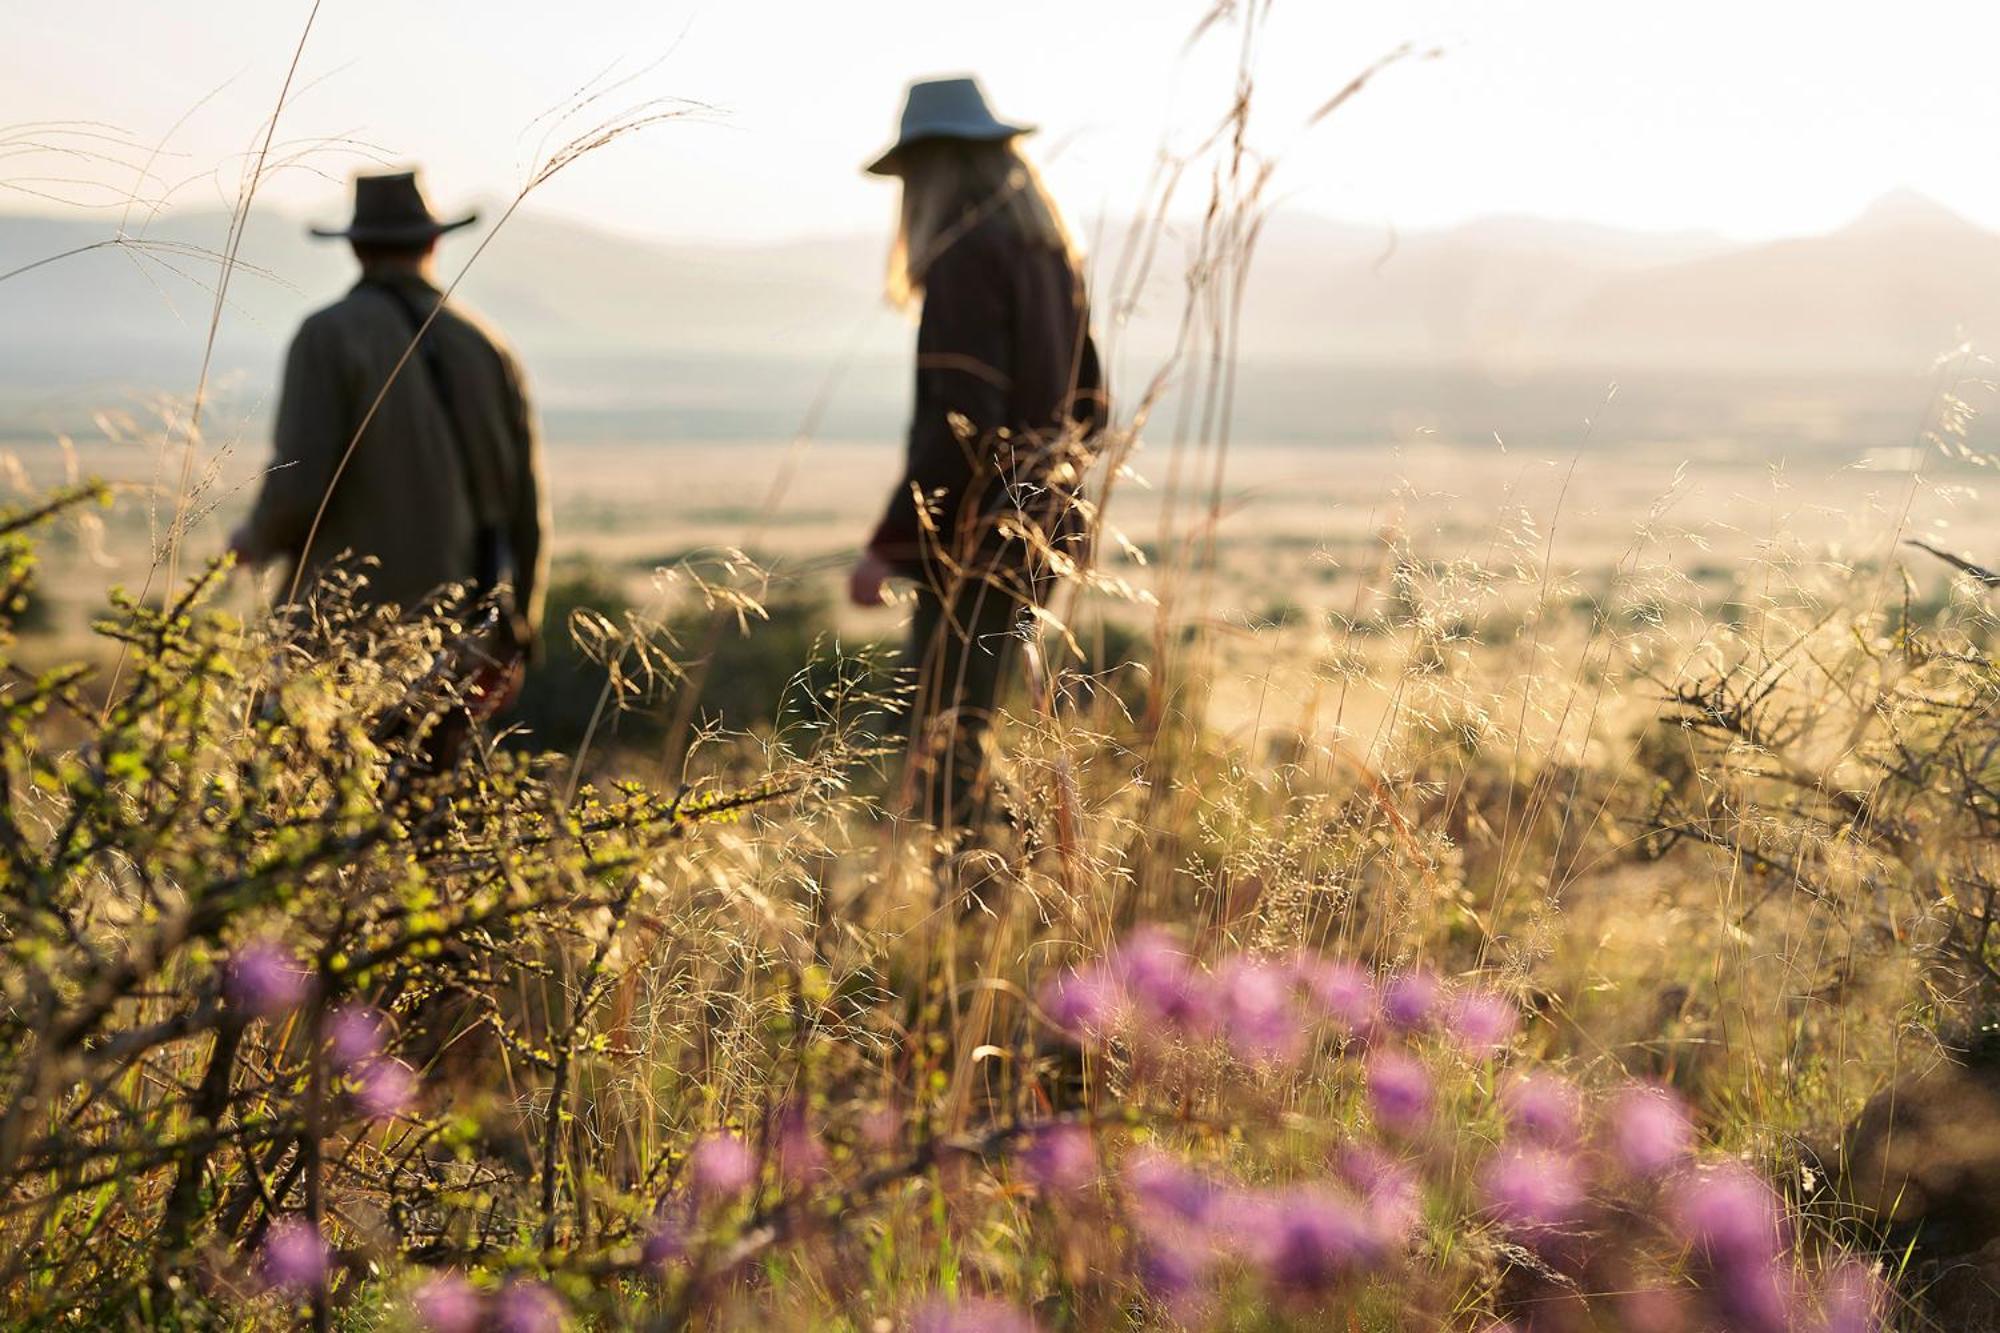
{"left": 243, "top": 271, "right": 548, "bottom": 633}
{"left": 867, "top": 212, "right": 1106, "bottom": 592}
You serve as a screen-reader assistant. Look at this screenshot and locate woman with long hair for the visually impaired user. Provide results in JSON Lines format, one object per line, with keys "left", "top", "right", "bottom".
{"left": 849, "top": 76, "right": 1107, "bottom": 842}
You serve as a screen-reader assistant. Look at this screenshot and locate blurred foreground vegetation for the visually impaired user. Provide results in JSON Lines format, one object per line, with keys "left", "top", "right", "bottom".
{"left": 1, "top": 475, "right": 1997, "bottom": 1330}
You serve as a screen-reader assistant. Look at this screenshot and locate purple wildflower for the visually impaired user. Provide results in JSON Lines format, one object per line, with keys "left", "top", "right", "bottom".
{"left": 1380, "top": 968, "right": 1440, "bottom": 1031}
{"left": 1135, "top": 1243, "right": 1211, "bottom": 1322}
{"left": 1018, "top": 1123, "right": 1096, "bottom": 1193}
{"left": 1213, "top": 956, "right": 1303, "bottom": 1062}
{"left": 1245, "top": 1188, "right": 1385, "bottom": 1293}
{"left": 260, "top": 1216, "right": 330, "bottom": 1293}
{"left": 227, "top": 940, "right": 311, "bottom": 1019}
{"left": 1481, "top": 1146, "right": 1586, "bottom": 1240}
{"left": 1671, "top": 1165, "right": 1794, "bottom": 1332}
{"left": 1819, "top": 1260, "right": 1888, "bottom": 1333}
{"left": 326, "top": 1004, "right": 387, "bottom": 1069}
{"left": 1127, "top": 1158, "right": 1225, "bottom": 1315}
{"left": 1500, "top": 1072, "right": 1581, "bottom": 1146}
{"left": 1447, "top": 987, "right": 1519, "bottom": 1055}
{"left": 493, "top": 1279, "right": 564, "bottom": 1333}
{"left": 1366, "top": 1049, "right": 1434, "bottom": 1134}
{"left": 1111, "top": 927, "right": 1187, "bottom": 1000}
{"left": 773, "top": 1099, "right": 827, "bottom": 1184}
{"left": 687, "top": 1131, "right": 757, "bottom": 1201}
{"left": 1618, "top": 1284, "right": 1689, "bottom": 1333}
{"left": 1607, "top": 1083, "right": 1695, "bottom": 1178}
{"left": 909, "top": 1295, "right": 1043, "bottom": 1333}
{"left": 1337, "top": 1146, "right": 1421, "bottom": 1241}
{"left": 1125, "top": 1148, "right": 1216, "bottom": 1231}
{"left": 349, "top": 1057, "right": 417, "bottom": 1120}
{"left": 1298, "top": 957, "right": 1376, "bottom": 1035}
{"left": 1038, "top": 964, "right": 1121, "bottom": 1039}
{"left": 642, "top": 1207, "right": 687, "bottom": 1268}
{"left": 1711, "top": 1259, "right": 1797, "bottom": 1333}
{"left": 859, "top": 1104, "right": 902, "bottom": 1149}
{"left": 1207, "top": 1187, "right": 1274, "bottom": 1251}
{"left": 411, "top": 1271, "right": 481, "bottom": 1333}
{"left": 1112, "top": 927, "right": 1213, "bottom": 1032}
{"left": 1672, "top": 1163, "right": 1784, "bottom": 1266}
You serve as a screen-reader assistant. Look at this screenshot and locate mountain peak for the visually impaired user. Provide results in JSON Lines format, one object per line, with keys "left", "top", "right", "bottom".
{"left": 1848, "top": 188, "right": 1976, "bottom": 233}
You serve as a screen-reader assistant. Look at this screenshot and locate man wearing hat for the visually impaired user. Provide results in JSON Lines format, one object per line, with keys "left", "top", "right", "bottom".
{"left": 232, "top": 170, "right": 547, "bottom": 678}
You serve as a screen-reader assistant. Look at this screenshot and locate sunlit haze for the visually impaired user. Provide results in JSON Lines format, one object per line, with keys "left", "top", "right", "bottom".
{"left": 4, "top": 23, "right": 2000, "bottom": 1326}
{"left": 11, "top": 0, "right": 2000, "bottom": 245}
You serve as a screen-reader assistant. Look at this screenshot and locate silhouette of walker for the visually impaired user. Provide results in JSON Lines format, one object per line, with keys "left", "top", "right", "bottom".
{"left": 848, "top": 76, "right": 1108, "bottom": 840}
{"left": 231, "top": 170, "right": 549, "bottom": 760}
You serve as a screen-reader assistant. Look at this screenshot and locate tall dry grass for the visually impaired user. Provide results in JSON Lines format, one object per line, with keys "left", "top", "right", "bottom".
{"left": 0, "top": 3, "right": 1993, "bottom": 1330}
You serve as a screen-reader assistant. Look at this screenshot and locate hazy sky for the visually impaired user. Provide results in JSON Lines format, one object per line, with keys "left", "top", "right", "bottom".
{"left": 9, "top": 1, "right": 2000, "bottom": 246}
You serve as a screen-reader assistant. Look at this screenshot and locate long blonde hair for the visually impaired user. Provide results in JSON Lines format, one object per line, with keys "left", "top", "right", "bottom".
{"left": 887, "top": 138, "right": 1078, "bottom": 310}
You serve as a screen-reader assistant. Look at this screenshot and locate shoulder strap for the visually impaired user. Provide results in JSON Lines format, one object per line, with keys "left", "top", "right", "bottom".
{"left": 367, "top": 280, "right": 507, "bottom": 528}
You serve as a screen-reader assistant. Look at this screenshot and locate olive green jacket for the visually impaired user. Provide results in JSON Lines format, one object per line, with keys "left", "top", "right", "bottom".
{"left": 242, "top": 270, "right": 547, "bottom": 634}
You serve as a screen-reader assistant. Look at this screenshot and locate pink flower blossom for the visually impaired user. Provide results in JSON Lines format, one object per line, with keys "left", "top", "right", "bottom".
{"left": 687, "top": 1131, "right": 757, "bottom": 1201}
{"left": 1671, "top": 1165, "right": 1795, "bottom": 1332}
{"left": 1298, "top": 958, "right": 1376, "bottom": 1035}
{"left": 326, "top": 1004, "right": 387, "bottom": 1069}
{"left": 1125, "top": 1149, "right": 1217, "bottom": 1231}
{"left": 910, "top": 1295, "right": 1042, "bottom": 1333}
{"left": 350, "top": 1057, "right": 417, "bottom": 1120}
{"left": 1618, "top": 1284, "right": 1690, "bottom": 1333}
{"left": 1240, "top": 1187, "right": 1387, "bottom": 1292}
{"left": 1448, "top": 987, "right": 1519, "bottom": 1055}
{"left": 1481, "top": 1146, "right": 1586, "bottom": 1240}
{"left": 1819, "top": 1260, "right": 1889, "bottom": 1333}
{"left": 773, "top": 1099, "right": 827, "bottom": 1184}
{"left": 260, "top": 1216, "right": 330, "bottom": 1293}
{"left": 228, "top": 940, "right": 311, "bottom": 1019}
{"left": 1018, "top": 1123, "right": 1096, "bottom": 1193}
{"left": 493, "top": 1279, "right": 564, "bottom": 1333}
{"left": 860, "top": 1104, "right": 902, "bottom": 1150}
{"left": 1111, "top": 927, "right": 1213, "bottom": 1033}
{"left": 411, "top": 1271, "right": 481, "bottom": 1333}
{"left": 1135, "top": 1243, "right": 1211, "bottom": 1322}
{"left": 1380, "top": 968, "right": 1440, "bottom": 1030}
{"left": 1337, "top": 1145, "right": 1422, "bottom": 1241}
{"left": 1366, "top": 1049, "right": 1433, "bottom": 1134}
{"left": 1607, "top": 1083, "right": 1694, "bottom": 1177}
{"left": 1500, "top": 1072, "right": 1581, "bottom": 1146}
{"left": 1711, "top": 1258, "right": 1796, "bottom": 1333}
{"left": 1213, "top": 956, "right": 1303, "bottom": 1062}
{"left": 1672, "top": 1163, "right": 1784, "bottom": 1266}
{"left": 1038, "top": 964, "right": 1120, "bottom": 1039}
{"left": 642, "top": 1208, "right": 687, "bottom": 1268}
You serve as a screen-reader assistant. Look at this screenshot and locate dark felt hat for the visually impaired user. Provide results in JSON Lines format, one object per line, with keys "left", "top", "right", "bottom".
{"left": 865, "top": 76, "right": 1034, "bottom": 176}
{"left": 309, "top": 170, "right": 478, "bottom": 243}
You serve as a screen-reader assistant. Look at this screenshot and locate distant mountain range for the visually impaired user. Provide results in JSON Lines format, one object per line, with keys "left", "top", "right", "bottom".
{"left": 2, "top": 191, "right": 1995, "bottom": 450}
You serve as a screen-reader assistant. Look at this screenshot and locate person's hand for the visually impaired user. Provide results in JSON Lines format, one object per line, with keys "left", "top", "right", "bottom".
{"left": 848, "top": 550, "right": 893, "bottom": 608}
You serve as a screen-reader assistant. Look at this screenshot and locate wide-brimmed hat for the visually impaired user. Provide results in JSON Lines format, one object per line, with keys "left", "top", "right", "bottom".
{"left": 864, "top": 76, "right": 1034, "bottom": 176}
{"left": 308, "top": 170, "right": 478, "bottom": 243}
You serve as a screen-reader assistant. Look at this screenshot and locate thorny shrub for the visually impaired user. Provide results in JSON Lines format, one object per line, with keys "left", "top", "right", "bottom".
{"left": 0, "top": 487, "right": 883, "bottom": 1326}
{"left": 1636, "top": 561, "right": 2000, "bottom": 1019}
{"left": 0, "top": 483, "right": 1916, "bottom": 1331}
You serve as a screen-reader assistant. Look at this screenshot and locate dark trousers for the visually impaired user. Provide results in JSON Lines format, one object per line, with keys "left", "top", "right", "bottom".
{"left": 905, "top": 576, "right": 1028, "bottom": 834}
